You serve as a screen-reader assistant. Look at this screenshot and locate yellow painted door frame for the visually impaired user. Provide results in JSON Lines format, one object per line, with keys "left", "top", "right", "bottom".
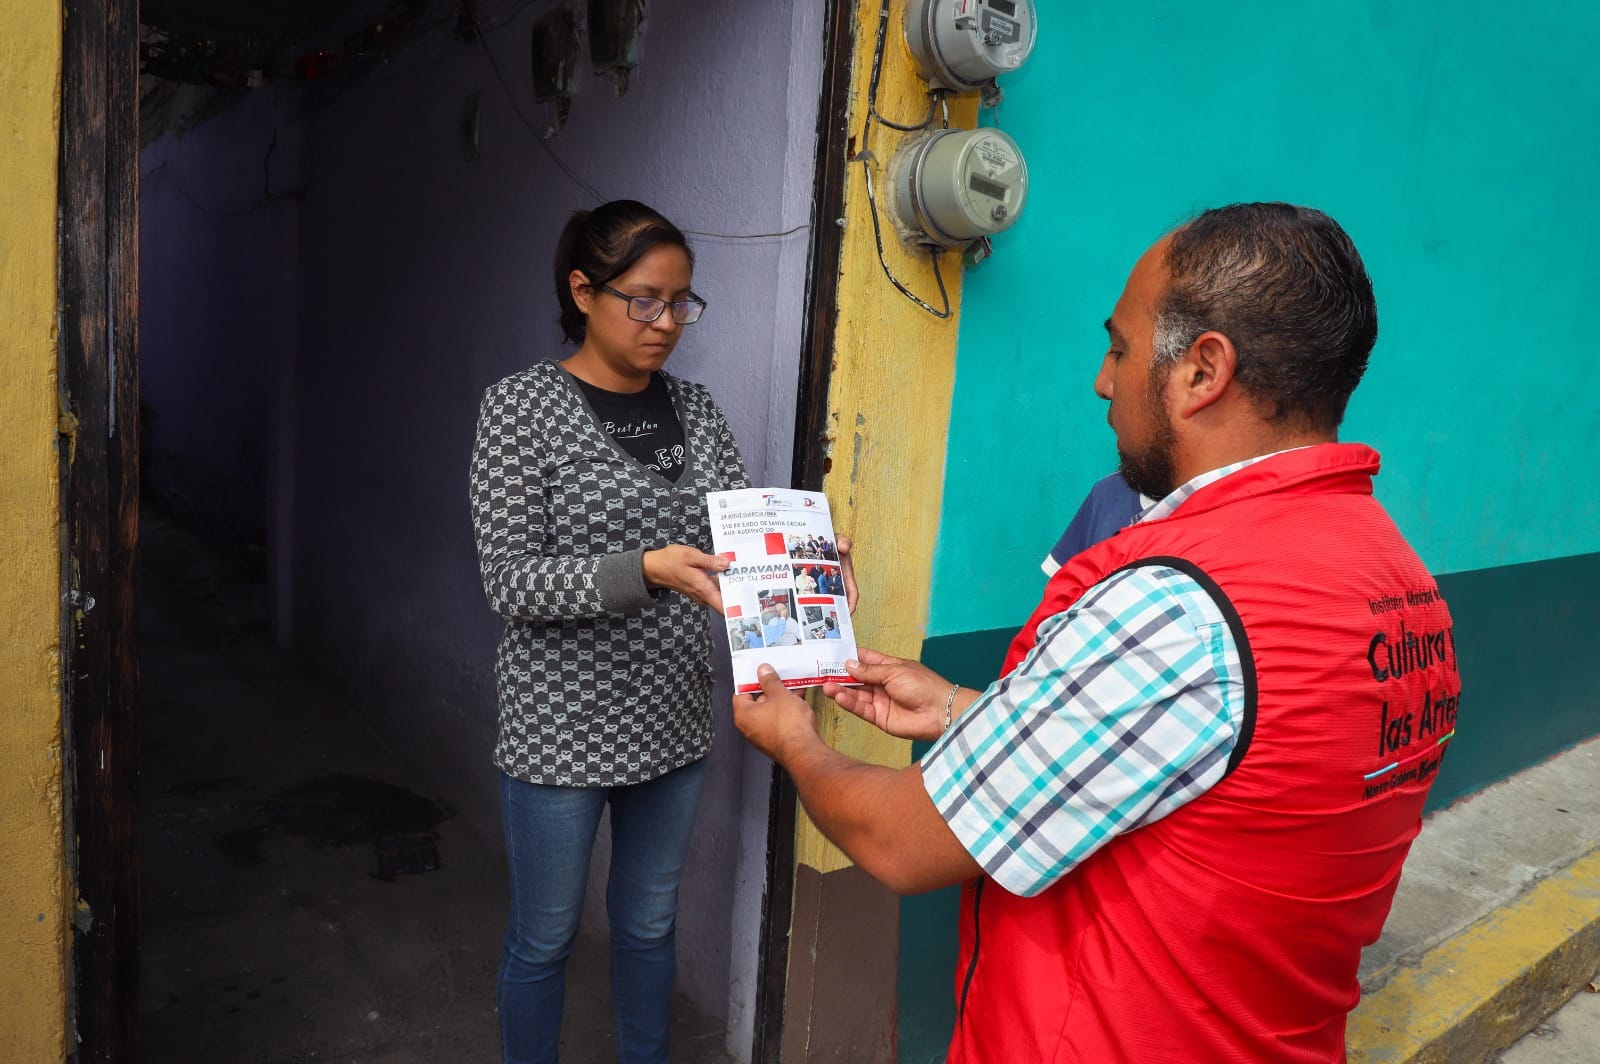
{"left": 0, "top": 1, "right": 71, "bottom": 1057}
{"left": 759, "top": 1, "right": 976, "bottom": 1059}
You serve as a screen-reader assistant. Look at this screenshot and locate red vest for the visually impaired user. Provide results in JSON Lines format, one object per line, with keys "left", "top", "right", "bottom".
{"left": 948, "top": 444, "right": 1461, "bottom": 1064}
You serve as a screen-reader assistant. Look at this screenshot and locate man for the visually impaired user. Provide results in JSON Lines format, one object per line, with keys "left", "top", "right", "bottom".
{"left": 734, "top": 204, "right": 1462, "bottom": 1062}
{"left": 819, "top": 566, "right": 838, "bottom": 596}
{"left": 761, "top": 597, "right": 802, "bottom": 647}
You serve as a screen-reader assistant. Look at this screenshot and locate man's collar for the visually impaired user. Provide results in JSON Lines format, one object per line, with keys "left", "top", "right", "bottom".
{"left": 1134, "top": 446, "right": 1311, "bottom": 524}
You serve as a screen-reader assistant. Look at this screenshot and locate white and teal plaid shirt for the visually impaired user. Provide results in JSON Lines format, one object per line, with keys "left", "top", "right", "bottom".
{"left": 921, "top": 456, "right": 1278, "bottom": 898}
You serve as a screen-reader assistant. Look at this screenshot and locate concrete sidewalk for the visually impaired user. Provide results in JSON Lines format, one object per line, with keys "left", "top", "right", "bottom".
{"left": 133, "top": 500, "right": 1598, "bottom": 1061}
{"left": 1348, "top": 738, "right": 1600, "bottom": 1063}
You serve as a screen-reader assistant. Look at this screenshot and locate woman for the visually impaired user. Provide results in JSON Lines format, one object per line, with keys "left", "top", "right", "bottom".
{"left": 469, "top": 200, "right": 749, "bottom": 1064}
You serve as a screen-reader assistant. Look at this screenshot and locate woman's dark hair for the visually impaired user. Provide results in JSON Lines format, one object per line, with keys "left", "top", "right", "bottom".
{"left": 553, "top": 200, "right": 694, "bottom": 344}
{"left": 1153, "top": 202, "right": 1378, "bottom": 433}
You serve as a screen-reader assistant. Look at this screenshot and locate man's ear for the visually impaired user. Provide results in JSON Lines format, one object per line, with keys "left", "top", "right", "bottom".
{"left": 1173, "top": 330, "right": 1237, "bottom": 418}
{"left": 570, "top": 269, "right": 593, "bottom": 314}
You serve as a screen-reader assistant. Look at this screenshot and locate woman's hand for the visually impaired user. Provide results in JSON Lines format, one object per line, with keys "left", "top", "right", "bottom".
{"left": 837, "top": 534, "right": 860, "bottom": 613}
{"left": 643, "top": 545, "right": 730, "bottom": 613}
{"left": 822, "top": 647, "right": 970, "bottom": 742}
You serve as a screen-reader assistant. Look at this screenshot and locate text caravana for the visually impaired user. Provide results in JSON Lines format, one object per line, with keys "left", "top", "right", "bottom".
{"left": 722, "top": 563, "right": 793, "bottom": 582}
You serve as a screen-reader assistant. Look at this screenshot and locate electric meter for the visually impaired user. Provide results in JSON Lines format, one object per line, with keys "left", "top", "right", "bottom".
{"left": 905, "top": 0, "right": 1037, "bottom": 95}
{"left": 890, "top": 127, "right": 1028, "bottom": 249}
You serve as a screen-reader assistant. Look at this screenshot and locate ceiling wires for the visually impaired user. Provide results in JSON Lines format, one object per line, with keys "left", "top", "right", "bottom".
{"left": 476, "top": 30, "right": 607, "bottom": 202}
{"left": 467, "top": 0, "right": 544, "bottom": 38}
{"left": 143, "top": 0, "right": 809, "bottom": 245}
{"left": 472, "top": 7, "right": 810, "bottom": 245}
{"left": 855, "top": 0, "right": 953, "bottom": 319}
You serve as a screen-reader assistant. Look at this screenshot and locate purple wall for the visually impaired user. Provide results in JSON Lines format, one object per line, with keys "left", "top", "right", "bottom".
{"left": 138, "top": 3, "right": 825, "bottom": 1055}
{"left": 140, "top": 90, "right": 292, "bottom": 555}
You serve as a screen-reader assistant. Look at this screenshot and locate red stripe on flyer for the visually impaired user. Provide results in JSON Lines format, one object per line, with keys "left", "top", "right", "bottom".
{"left": 775, "top": 676, "right": 863, "bottom": 689}
{"left": 737, "top": 678, "right": 862, "bottom": 693}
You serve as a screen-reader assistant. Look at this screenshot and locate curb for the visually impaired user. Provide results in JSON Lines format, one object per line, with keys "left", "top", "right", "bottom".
{"left": 1347, "top": 847, "right": 1600, "bottom": 1063}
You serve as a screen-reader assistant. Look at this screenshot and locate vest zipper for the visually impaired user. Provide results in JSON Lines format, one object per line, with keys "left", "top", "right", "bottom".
{"left": 956, "top": 877, "right": 985, "bottom": 1027}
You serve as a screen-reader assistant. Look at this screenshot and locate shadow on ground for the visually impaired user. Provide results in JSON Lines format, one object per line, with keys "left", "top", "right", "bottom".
{"left": 137, "top": 504, "right": 734, "bottom": 1063}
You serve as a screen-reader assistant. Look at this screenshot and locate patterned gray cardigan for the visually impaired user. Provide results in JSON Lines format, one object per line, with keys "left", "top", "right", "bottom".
{"left": 469, "top": 361, "right": 750, "bottom": 786}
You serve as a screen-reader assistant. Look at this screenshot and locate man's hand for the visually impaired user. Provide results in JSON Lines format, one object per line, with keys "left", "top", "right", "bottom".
{"left": 836, "top": 534, "right": 860, "bottom": 613}
{"left": 733, "top": 664, "right": 824, "bottom": 764}
{"left": 737, "top": 660, "right": 984, "bottom": 895}
{"left": 642, "top": 544, "right": 729, "bottom": 613}
{"left": 823, "top": 648, "right": 968, "bottom": 742}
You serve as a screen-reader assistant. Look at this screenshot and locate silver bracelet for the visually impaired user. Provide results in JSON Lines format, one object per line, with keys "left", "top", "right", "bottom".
{"left": 942, "top": 684, "right": 961, "bottom": 734}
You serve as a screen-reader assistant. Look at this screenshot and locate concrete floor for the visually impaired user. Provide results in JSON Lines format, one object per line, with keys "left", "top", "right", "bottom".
{"left": 1358, "top": 740, "right": 1600, "bottom": 990}
{"left": 1500, "top": 981, "right": 1600, "bottom": 1063}
{"left": 137, "top": 507, "right": 734, "bottom": 1063}
{"left": 1350, "top": 736, "right": 1600, "bottom": 1063}
{"left": 133, "top": 503, "right": 1597, "bottom": 1062}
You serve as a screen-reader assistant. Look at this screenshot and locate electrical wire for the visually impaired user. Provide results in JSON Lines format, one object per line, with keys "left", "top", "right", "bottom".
{"left": 140, "top": 123, "right": 307, "bottom": 217}
{"left": 871, "top": 88, "right": 945, "bottom": 132}
{"left": 472, "top": 0, "right": 543, "bottom": 37}
{"left": 142, "top": 0, "right": 815, "bottom": 243}
{"left": 857, "top": 0, "right": 952, "bottom": 318}
{"left": 681, "top": 224, "right": 810, "bottom": 243}
{"left": 861, "top": 153, "right": 950, "bottom": 318}
{"left": 476, "top": 32, "right": 608, "bottom": 202}
{"left": 474, "top": 18, "right": 812, "bottom": 243}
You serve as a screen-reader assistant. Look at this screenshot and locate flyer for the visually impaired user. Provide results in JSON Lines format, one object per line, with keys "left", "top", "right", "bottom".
{"left": 706, "top": 487, "right": 860, "bottom": 694}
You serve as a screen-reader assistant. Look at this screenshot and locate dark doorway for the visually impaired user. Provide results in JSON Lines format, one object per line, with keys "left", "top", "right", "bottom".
{"left": 66, "top": 1, "right": 844, "bottom": 1059}
{"left": 134, "top": 505, "right": 735, "bottom": 1060}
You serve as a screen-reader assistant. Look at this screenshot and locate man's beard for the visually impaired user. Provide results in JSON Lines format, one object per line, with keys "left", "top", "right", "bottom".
{"left": 1117, "top": 373, "right": 1178, "bottom": 501}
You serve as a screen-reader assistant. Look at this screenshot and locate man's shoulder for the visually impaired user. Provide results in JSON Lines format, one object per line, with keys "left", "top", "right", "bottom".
{"left": 1087, "top": 471, "right": 1135, "bottom": 498}
{"left": 1083, "top": 473, "right": 1144, "bottom": 518}
{"left": 1076, "top": 562, "right": 1223, "bottom": 613}
{"left": 1044, "top": 474, "right": 1145, "bottom": 573}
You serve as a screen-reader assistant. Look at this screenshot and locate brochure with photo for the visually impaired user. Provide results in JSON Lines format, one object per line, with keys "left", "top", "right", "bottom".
{"left": 706, "top": 487, "right": 860, "bottom": 694}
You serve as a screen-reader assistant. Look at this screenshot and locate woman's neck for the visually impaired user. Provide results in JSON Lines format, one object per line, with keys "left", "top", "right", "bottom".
{"left": 562, "top": 345, "right": 650, "bottom": 393}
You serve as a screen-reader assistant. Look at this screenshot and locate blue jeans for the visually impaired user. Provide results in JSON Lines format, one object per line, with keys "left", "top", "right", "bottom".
{"left": 498, "top": 759, "right": 708, "bottom": 1064}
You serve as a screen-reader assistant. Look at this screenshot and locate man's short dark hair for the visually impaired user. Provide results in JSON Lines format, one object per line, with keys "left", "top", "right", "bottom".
{"left": 1154, "top": 202, "right": 1378, "bottom": 433}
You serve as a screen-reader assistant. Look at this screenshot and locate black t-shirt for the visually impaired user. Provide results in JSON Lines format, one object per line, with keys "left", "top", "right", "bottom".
{"left": 575, "top": 372, "right": 687, "bottom": 482}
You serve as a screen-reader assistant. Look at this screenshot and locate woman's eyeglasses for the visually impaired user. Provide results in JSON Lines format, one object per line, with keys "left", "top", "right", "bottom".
{"left": 598, "top": 284, "right": 707, "bottom": 325}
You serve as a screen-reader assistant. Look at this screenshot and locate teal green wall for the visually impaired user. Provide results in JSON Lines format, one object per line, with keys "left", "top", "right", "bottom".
{"left": 902, "top": 5, "right": 1600, "bottom": 1061}
{"left": 928, "top": 0, "right": 1600, "bottom": 639}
